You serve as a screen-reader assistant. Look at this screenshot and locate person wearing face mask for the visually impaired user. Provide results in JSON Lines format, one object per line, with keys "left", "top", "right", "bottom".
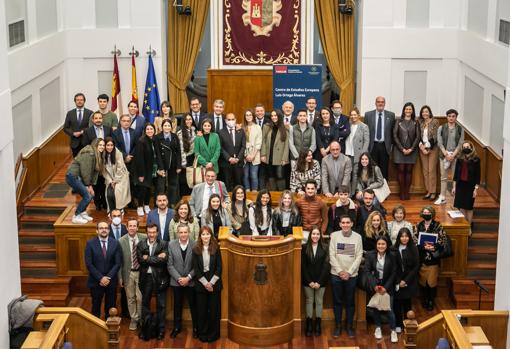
{"left": 416, "top": 206, "right": 447, "bottom": 311}
{"left": 452, "top": 141, "right": 480, "bottom": 233}
{"left": 108, "top": 208, "right": 129, "bottom": 319}
{"left": 218, "top": 112, "right": 246, "bottom": 191}
{"left": 330, "top": 100, "right": 351, "bottom": 152}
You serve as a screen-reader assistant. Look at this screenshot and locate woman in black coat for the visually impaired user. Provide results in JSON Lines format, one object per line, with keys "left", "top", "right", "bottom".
{"left": 133, "top": 123, "right": 161, "bottom": 216}
{"left": 193, "top": 226, "right": 222, "bottom": 343}
{"left": 315, "top": 107, "right": 339, "bottom": 161}
{"left": 364, "top": 235, "right": 398, "bottom": 343}
{"left": 155, "top": 119, "right": 182, "bottom": 207}
{"left": 301, "top": 227, "right": 329, "bottom": 337}
{"left": 392, "top": 227, "right": 419, "bottom": 332}
{"left": 271, "top": 190, "right": 302, "bottom": 236}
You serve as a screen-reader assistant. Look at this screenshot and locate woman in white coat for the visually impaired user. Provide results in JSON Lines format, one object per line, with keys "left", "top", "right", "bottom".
{"left": 242, "top": 109, "right": 262, "bottom": 191}
{"left": 103, "top": 137, "right": 131, "bottom": 213}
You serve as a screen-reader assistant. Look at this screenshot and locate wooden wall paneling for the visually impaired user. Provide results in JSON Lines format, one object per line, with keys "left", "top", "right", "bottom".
{"left": 485, "top": 147, "right": 502, "bottom": 202}
{"left": 415, "top": 313, "right": 445, "bottom": 349}
{"left": 207, "top": 69, "right": 273, "bottom": 122}
{"left": 464, "top": 312, "right": 509, "bottom": 349}
{"left": 439, "top": 224, "right": 469, "bottom": 278}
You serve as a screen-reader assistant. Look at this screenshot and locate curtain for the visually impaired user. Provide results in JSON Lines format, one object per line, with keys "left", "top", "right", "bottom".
{"left": 167, "top": 0, "right": 209, "bottom": 113}
{"left": 314, "top": 0, "right": 355, "bottom": 110}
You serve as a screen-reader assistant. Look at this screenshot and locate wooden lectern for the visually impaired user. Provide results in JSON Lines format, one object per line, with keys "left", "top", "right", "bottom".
{"left": 218, "top": 227, "right": 303, "bottom": 346}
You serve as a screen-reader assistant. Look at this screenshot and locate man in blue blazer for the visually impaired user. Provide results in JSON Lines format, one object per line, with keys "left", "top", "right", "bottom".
{"left": 189, "top": 97, "right": 207, "bottom": 128}
{"left": 127, "top": 101, "right": 146, "bottom": 140}
{"left": 85, "top": 220, "right": 122, "bottom": 319}
{"left": 146, "top": 193, "right": 174, "bottom": 241}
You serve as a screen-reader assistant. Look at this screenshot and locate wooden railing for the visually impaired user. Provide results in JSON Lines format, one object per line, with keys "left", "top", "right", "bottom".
{"left": 22, "top": 313, "right": 69, "bottom": 349}
{"left": 29, "top": 307, "right": 121, "bottom": 349}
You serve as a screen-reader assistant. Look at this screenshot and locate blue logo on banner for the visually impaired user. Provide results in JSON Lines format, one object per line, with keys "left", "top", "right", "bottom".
{"left": 273, "top": 64, "right": 322, "bottom": 112}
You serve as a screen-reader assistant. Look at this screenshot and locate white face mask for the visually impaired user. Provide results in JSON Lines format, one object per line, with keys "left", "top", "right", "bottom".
{"left": 226, "top": 120, "right": 236, "bottom": 129}
{"left": 112, "top": 217, "right": 121, "bottom": 226}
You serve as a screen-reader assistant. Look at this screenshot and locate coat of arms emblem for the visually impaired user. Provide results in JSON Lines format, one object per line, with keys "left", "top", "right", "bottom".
{"left": 242, "top": 0, "right": 282, "bottom": 37}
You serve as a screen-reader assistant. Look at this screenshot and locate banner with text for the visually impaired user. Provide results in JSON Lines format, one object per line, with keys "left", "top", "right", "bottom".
{"left": 273, "top": 64, "right": 322, "bottom": 112}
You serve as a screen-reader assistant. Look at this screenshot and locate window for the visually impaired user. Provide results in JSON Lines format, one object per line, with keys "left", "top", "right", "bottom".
{"left": 499, "top": 19, "right": 510, "bottom": 45}
{"left": 8, "top": 20, "right": 25, "bottom": 47}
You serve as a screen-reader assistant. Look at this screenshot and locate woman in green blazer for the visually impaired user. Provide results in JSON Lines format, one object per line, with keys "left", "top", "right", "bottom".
{"left": 194, "top": 119, "right": 221, "bottom": 174}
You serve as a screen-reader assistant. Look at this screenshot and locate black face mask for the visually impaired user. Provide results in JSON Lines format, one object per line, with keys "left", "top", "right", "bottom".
{"left": 462, "top": 148, "right": 472, "bottom": 154}
{"left": 422, "top": 214, "right": 432, "bottom": 221}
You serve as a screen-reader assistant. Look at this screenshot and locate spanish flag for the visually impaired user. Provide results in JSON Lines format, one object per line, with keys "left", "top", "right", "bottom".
{"left": 111, "top": 53, "right": 121, "bottom": 112}
{"left": 131, "top": 54, "right": 139, "bottom": 107}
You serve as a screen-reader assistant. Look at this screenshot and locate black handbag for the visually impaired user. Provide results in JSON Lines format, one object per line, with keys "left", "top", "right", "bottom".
{"left": 440, "top": 234, "right": 454, "bottom": 258}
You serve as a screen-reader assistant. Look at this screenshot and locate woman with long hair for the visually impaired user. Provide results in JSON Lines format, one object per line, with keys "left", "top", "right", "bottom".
{"left": 155, "top": 119, "right": 182, "bottom": 207}
{"left": 272, "top": 190, "right": 302, "bottom": 236}
{"left": 226, "top": 185, "right": 252, "bottom": 236}
{"left": 242, "top": 109, "right": 262, "bottom": 191}
{"left": 133, "top": 123, "right": 161, "bottom": 216}
{"left": 364, "top": 235, "right": 398, "bottom": 343}
{"left": 290, "top": 148, "right": 321, "bottom": 194}
{"left": 362, "top": 211, "right": 389, "bottom": 252}
{"left": 393, "top": 102, "right": 421, "bottom": 200}
{"left": 418, "top": 105, "right": 440, "bottom": 200}
{"left": 315, "top": 107, "right": 339, "bottom": 161}
{"left": 200, "top": 194, "right": 231, "bottom": 239}
{"left": 387, "top": 205, "right": 414, "bottom": 245}
{"left": 102, "top": 137, "right": 131, "bottom": 213}
{"left": 169, "top": 200, "right": 199, "bottom": 241}
{"left": 452, "top": 141, "right": 481, "bottom": 232}
{"left": 260, "top": 109, "right": 289, "bottom": 190}
{"left": 194, "top": 119, "right": 221, "bottom": 174}
{"left": 393, "top": 227, "right": 420, "bottom": 333}
{"left": 344, "top": 107, "right": 369, "bottom": 164}
{"left": 301, "top": 227, "right": 329, "bottom": 336}
{"left": 351, "top": 152, "right": 384, "bottom": 201}
{"left": 192, "top": 226, "right": 222, "bottom": 342}
{"left": 248, "top": 189, "right": 273, "bottom": 235}
{"left": 66, "top": 138, "right": 105, "bottom": 224}
{"left": 176, "top": 113, "right": 197, "bottom": 196}
{"left": 154, "top": 101, "right": 177, "bottom": 134}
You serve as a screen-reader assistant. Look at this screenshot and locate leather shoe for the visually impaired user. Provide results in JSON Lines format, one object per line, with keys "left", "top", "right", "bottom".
{"left": 170, "top": 328, "right": 181, "bottom": 338}
{"left": 192, "top": 328, "right": 199, "bottom": 338}
{"left": 157, "top": 331, "right": 165, "bottom": 340}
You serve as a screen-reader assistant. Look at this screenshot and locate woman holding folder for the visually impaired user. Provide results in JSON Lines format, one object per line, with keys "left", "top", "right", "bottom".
{"left": 415, "top": 206, "right": 447, "bottom": 311}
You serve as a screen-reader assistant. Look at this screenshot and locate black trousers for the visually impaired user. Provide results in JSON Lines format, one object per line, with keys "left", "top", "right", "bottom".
{"left": 135, "top": 185, "right": 152, "bottom": 206}
{"left": 258, "top": 163, "right": 267, "bottom": 189}
{"left": 71, "top": 144, "right": 83, "bottom": 158}
{"left": 93, "top": 175, "right": 107, "bottom": 210}
{"left": 140, "top": 276, "right": 167, "bottom": 331}
{"left": 156, "top": 172, "right": 180, "bottom": 207}
{"left": 172, "top": 286, "right": 197, "bottom": 330}
{"left": 219, "top": 163, "right": 243, "bottom": 191}
{"left": 90, "top": 285, "right": 116, "bottom": 319}
{"left": 393, "top": 297, "right": 412, "bottom": 327}
{"left": 370, "top": 142, "right": 390, "bottom": 179}
{"left": 196, "top": 290, "right": 221, "bottom": 341}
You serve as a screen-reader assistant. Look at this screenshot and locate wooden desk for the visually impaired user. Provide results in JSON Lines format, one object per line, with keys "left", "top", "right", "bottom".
{"left": 465, "top": 326, "right": 490, "bottom": 345}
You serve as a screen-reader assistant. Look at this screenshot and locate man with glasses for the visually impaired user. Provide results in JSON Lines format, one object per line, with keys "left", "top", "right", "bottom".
{"left": 330, "top": 100, "right": 351, "bottom": 152}
{"left": 189, "top": 97, "right": 206, "bottom": 128}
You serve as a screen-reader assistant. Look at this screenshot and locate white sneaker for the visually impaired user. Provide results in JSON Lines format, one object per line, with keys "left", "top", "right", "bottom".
{"left": 390, "top": 330, "right": 398, "bottom": 343}
{"left": 143, "top": 205, "right": 151, "bottom": 214}
{"left": 395, "top": 326, "right": 402, "bottom": 334}
{"left": 137, "top": 207, "right": 144, "bottom": 216}
{"left": 72, "top": 215, "right": 88, "bottom": 224}
{"left": 434, "top": 195, "right": 446, "bottom": 205}
{"left": 374, "top": 327, "right": 382, "bottom": 340}
{"left": 80, "top": 212, "right": 93, "bottom": 222}
{"left": 128, "top": 319, "right": 138, "bottom": 330}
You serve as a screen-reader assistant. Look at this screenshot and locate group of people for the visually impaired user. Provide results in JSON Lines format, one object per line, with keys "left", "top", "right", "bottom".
{"left": 67, "top": 92, "right": 479, "bottom": 342}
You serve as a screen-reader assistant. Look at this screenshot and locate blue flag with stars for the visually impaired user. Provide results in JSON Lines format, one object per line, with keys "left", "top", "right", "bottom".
{"left": 142, "top": 55, "right": 160, "bottom": 123}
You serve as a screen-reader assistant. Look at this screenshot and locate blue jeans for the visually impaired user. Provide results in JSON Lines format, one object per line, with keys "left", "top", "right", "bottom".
{"left": 370, "top": 295, "right": 396, "bottom": 329}
{"left": 243, "top": 162, "right": 259, "bottom": 191}
{"left": 331, "top": 274, "right": 357, "bottom": 328}
{"left": 66, "top": 173, "right": 93, "bottom": 215}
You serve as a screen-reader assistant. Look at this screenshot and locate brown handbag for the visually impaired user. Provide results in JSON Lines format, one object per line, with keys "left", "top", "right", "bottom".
{"left": 186, "top": 157, "right": 205, "bottom": 188}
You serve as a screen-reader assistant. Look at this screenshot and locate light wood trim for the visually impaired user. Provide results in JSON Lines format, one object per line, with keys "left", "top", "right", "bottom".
{"left": 36, "top": 307, "right": 108, "bottom": 330}
{"left": 442, "top": 310, "right": 473, "bottom": 348}
{"left": 34, "top": 313, "right": 69, "bottom": 349}
{"left": 416, "top": 313, "right": 444, "bottom": 333}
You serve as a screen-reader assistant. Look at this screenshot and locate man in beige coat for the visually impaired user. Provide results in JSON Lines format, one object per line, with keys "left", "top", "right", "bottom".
{"left": 118, "top": 218, "right": 147, "bottom": 330}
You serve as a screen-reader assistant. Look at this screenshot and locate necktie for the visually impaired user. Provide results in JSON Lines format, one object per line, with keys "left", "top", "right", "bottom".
{"left": 194, "top": 113, "right": 199, "bottom": 124}
{"left": 115, "top": 227, "right": 120, "bottom": 240}
{"left": 101, "top": 240, "right": 107, "bottom": 257}
{"left": 285, "top": 117, "right": 289, "bottom": 124}
{"left": 131, "top": 239, "right": 139, "bottom": 270}
{"left": 376, "top": 112, "right": 383, "bottom": 141}
{"left": 215, "top": 116, "right": 220, "bottom": 131}
{"left": 77, "top": 109, "right": 82, "bottom": 124}
{"left": 208, "top": 185, "right": 213, "bottom": 196}
{"left": 309, "top": 114, "right": 313, "bottom": 124}
{"left": 97, "top": 127, "right": 103, "bottom": 139}
{"left": 124, "top": 130, "right": 131, "bottom": 154}
{"left": 230, "top": 128, "right": 235, "bottom": 146}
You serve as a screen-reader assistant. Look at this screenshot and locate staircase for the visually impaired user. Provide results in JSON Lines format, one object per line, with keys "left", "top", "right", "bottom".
{"left": 450, "top": 205, "right": 499, "bottom": 310}
{"left": 19, "top": 203, "right": 71, "bottom": 306}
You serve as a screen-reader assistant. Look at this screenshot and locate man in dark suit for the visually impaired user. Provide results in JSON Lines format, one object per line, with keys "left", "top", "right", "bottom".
{"left": 146, "top": 193, "right": 174, "bottom": 241}
{"left": 189, "top": 97, "right": 207, "bottom": 128}
{"left": 331, "top": 100, "right": 351, "bottom": 152}
{"left": 84, "top": 220, "right": 121, "bottom": 319}
{"left": 112, "top": 114, "right": 137, "bottom": 208}
{"left": 282, "top": 100, "right": 297, "bottom": 126}
{"left": 305, "top": 96, "right": 321, "bottom": 128}
{"left": 254, "top": 103, "right": 270, "bottom": 128}
{"left": 218, "top": 113, "right": 246, "bottom": 191}
{"left": 206, "top": 99, "right": 225, "bottom": 133}
{"left": 167, "top": 223, "right": 198, "bottom": 338}
{"left": 82, "top": 111, "right": 113, "bottom": 146}
{"left": 63, "top": 93, "right": 93, "bottom": 157}
{"left": 365, "top": 96, "right": 396, "bottom": 179}
{"left": 127, "top": 101, "right": 145, "bottom": 140}
{"left": 137, "top": 223, "right": 169, "bottom": 340}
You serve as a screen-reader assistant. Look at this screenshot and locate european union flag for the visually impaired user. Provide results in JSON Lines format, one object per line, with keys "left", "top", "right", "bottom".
{"left": 142, "top": 55, "right": 161, "bottom": 124}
